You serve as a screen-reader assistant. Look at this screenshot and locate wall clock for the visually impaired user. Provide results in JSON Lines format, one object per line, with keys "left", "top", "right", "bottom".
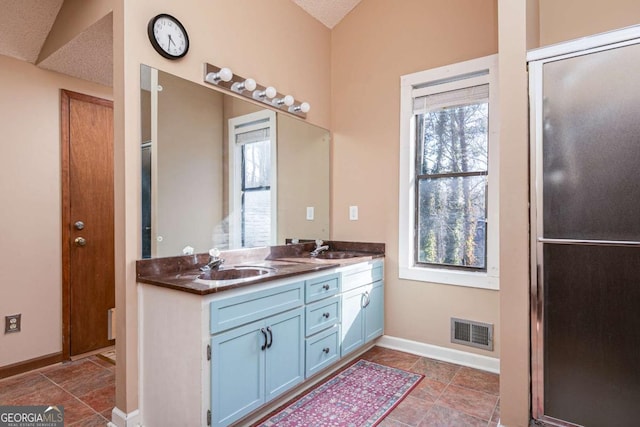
{"left": 147, "top": 14, "right": 190, "bottom": 60}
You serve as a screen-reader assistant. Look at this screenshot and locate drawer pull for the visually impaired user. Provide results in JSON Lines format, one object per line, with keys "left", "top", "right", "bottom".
{"left": 322, "top": 312, "right": 330, "bottom": 319}
{"left": 322, "top": 284, "right": 330, "bottom": 290}
{"left": 322, "top": 347, "right": 330, "bottom": 354}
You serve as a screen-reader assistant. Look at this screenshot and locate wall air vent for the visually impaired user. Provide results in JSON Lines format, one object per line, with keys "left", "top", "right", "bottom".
{"left": 451, "top": 318, "right": 493, "bottom": 351}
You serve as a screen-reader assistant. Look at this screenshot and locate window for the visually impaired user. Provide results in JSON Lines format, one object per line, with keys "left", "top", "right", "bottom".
{"left": 229, "top": 110, "right": 277, "bottom": 248}
{"left": 399, "top": 55, "right": 499, "bottom": 289}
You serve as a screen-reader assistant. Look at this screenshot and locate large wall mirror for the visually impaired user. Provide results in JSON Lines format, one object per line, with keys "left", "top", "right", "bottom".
{"left": 140, "top": 65, "right": 330, "bottom": 258}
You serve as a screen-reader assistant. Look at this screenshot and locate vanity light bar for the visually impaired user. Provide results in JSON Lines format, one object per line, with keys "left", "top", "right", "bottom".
{"left": 203, "top": 63, "right": 310, "bottom": 119}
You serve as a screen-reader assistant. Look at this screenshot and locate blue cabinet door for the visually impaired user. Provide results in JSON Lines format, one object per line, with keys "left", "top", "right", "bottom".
{"left": 211, "top": 308, "right": 304, "bottom": 426}
{"left": 264, "top": 308, "right": 304, "bottom": 401}
{"left": 341, "top": 287, "right": 365, "bottom": 356}
{"left": 211, "top": 320, "right": 265, "bottom": 426}
{"left": 365, "top": 281, "right": 384, "bottom": 342}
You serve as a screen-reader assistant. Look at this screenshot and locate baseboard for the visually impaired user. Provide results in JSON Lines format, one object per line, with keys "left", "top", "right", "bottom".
{"left": 376, "top": 335, "right": 500, "bottom": 374}
{"left": 0, "top": 352, "right": 64, "bottom": 379}
{"left": 108, "top": 407, "right": 141, "bottom": 427}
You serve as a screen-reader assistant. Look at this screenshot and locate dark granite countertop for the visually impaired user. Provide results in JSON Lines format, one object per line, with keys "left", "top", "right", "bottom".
{"left": 136, "top": 241, "right": 385, "bottom": 295}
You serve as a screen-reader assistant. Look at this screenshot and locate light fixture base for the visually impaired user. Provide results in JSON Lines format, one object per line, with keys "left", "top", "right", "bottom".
{"left": 203, "top": 63, "right": 309, "bottom": 119}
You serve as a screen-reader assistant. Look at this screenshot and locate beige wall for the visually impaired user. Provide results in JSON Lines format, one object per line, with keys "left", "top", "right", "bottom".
{"left": 331, "top": 0, "right": 500, "bottom": 360}
{"left": 0, "top": 54, "right": 111, "bottom": 367}
{"left": 540, "top": 0, "right": 640, "bottom": 46}
{"left": 117, "top": 0, "right": 331, "bottom": 412}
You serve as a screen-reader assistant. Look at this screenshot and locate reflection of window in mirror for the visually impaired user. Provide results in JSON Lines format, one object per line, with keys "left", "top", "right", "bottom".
{"left": 228, "top": 110, "right": 277, "bottom": 248}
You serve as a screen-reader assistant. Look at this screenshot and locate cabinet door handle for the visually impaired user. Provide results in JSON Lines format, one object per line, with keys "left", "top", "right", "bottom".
{"left": 322, "top": 283, "right": 330, "bottom": 291}
{"left": 266, "top": 326, "right": 273, "bottom": 349}
{"left": 322, "top": 312, "right": 330, "bottom": 319}
{"left": 362, "top": 291, "right": 371, "bottom": 308}
{"left": 323, "top": 347, "right": 330, "bottom": 354}
{"left": 260, "top": 328, "right": 268, "bottom": 351}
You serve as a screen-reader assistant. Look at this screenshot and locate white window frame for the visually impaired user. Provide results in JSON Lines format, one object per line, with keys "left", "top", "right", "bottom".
{"left": 399, "top": 54, "right": 500, "bottom": 290}
{"left": 228, "top": 109, "right": 277, "bottom": 248}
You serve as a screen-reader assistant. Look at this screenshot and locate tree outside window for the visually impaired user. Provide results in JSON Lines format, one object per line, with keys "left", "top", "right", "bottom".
{"left": 415, "top": 95, "right": 488, "bottom": 270}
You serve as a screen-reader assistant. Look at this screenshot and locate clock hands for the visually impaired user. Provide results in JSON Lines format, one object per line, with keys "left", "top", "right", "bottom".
{"left": 168, "top": 34, "right": 176, "bottom": 48}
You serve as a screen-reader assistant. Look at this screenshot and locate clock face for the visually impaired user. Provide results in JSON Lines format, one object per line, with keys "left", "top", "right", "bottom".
{"left": 147, "top": 14, "right": 189, "bottom": 59}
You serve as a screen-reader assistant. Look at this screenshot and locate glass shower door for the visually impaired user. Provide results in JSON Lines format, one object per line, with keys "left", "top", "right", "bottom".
{"left": 531, "top": 39, "right": 640, "bottom": 426}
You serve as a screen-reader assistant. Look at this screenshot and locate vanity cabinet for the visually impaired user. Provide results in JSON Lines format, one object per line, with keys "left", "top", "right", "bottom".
{"left": 340, "top": 261, "right": 384, "bottom": 357}
{"left": 138, "top": 260, "right": 383, "bottom": 427}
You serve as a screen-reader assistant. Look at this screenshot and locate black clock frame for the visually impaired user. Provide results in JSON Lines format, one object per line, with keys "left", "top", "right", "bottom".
{"left": 147, "top": 13, "right": 190, "bottom": 60}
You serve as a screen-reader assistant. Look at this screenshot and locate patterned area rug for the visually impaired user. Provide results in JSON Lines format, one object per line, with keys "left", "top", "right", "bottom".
{"left": 257, "top": 359, "right": 423, "bottom": 426}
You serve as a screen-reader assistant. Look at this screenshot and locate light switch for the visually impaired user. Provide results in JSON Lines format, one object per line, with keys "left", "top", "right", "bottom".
{"left": 349, "top": 205, "right": 358, "bottom": 221}
{"left": 306, "top": 207, "right": 315, "bottom": 220}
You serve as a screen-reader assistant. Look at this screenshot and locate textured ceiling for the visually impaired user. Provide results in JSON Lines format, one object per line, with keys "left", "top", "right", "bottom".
{"left": 38, "top": 13, "right": 113, "bottom": 87}
{"left": 292, "top": 0, "right": 362, "bottom": 29}
{"left": 0, "top": 0, "right": 64, "bottom": 63}
{"left": 0, "top": 0, "right": 112, "bottom": 87}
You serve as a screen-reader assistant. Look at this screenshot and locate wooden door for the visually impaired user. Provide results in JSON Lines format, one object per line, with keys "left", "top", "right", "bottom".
{"left": 61, "top": 90, "right": 115, "bottom": 357}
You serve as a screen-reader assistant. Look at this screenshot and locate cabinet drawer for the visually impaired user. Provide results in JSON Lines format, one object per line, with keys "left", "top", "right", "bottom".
{"left": 305, "top": 295, "right": 340, "bottom": 337}
{"left": 341, "top": 262, "right": 383, "bottom": 292}
{"left": 305, "top": 326, "right": 340, "bottom": 378}
{"left": 210, "top": 281, "right": 304, "bottom": 333}
{"left": 305, "top": 273, "right": 340, "bottom": 303}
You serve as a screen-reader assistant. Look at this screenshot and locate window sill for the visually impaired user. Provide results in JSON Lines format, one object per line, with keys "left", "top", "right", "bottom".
{"left": 399, "top": 265, "right": 499, "bottom": 290}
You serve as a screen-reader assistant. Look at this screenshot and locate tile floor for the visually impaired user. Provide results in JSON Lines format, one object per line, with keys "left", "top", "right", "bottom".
{"left": 0, "top": 346, "right": 499, "bottom": 427}
{"left": 361, "top": 347, "right": 500, "bottom": 427}
{"left": 0, "top": 355, "right": 115, "bottom": 426}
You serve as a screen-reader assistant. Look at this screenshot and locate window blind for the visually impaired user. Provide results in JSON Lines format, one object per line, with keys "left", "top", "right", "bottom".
{"left": 413, "top": 84, "right": 489, "bottom": 115}
{"left": 235, "top": 127, "right": 270, "bottom": 145}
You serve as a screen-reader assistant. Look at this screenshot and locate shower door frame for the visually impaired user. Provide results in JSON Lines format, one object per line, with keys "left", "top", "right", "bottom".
{"left": 528, "top": 25, "right": 640, "bottom": 427}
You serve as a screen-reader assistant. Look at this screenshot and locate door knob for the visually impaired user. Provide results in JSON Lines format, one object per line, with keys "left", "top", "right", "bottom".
{"left": 74, "top": 221, "right": 85, "bottom": 230}
{"left": 74, "top": 237, "right": 87, "bottom": 247}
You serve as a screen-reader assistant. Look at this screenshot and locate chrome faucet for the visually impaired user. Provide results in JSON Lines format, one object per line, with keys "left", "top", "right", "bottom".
{"left": 310, "top": 239, "right": 329, "bottom": 257}
{"left": 200, "top": 248, "right": 225, "bottom": 271}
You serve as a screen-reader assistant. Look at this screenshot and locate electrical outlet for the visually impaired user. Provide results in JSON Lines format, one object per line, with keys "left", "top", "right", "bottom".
{"left": 306, "top": 206, "right": 314, "bottom": 220}
{"left": 349, "top": 205, "right": 359, "bottom": 221}
{"left": 5, "top": 314, "right": 21, "bottom": 334}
